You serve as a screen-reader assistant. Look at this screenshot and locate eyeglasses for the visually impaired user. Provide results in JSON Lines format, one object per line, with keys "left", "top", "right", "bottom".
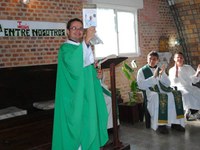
{"left": 69, "top": 26, "right": 84, "bottom": 31}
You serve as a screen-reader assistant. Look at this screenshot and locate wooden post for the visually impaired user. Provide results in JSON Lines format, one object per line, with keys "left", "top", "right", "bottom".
{"left": 101, "top": 57, "right": 130, "bottom": 150}
{"left": 110, "top": 63, "right": 120, "bottom": 148}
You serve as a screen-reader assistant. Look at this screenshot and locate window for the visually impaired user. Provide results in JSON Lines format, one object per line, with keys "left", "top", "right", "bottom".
{"left": 95, "top": 7, "right": 139, "bottom": 58}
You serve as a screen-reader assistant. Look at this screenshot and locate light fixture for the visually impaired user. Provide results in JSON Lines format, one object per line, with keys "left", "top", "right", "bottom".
{"left": 169, "top": 37, "right": 181, "bottom": 47}
{"left": 175, "top": 38, "right": 182, "bottom": 46}
{"left": 21, "top": 0, "right": 30, "bottom": 4}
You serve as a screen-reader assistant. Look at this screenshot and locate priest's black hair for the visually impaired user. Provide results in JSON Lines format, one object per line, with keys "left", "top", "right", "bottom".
{"left": 67, "top": 18, "right": 83, "bottom": 29}
{"left": 148, "top": 51, "right": 159, "bottom": 59}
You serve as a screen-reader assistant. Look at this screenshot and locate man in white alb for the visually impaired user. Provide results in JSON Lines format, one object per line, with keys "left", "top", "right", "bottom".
{"left": 137, "top": 51, "right": 185, "bottom": 134}
{"left": 169, "top": 51, "right": 200, "bottom": 120}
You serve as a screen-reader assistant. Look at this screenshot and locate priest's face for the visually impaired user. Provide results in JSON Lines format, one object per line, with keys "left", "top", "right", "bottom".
{"left": 174, "top": 53, "right": 184, "bottom": 67}
{"left": 147, "top": 55, "right": 159, "bottom": 68}
{"left": 67, "top": 21, "right": 84, "bottom": 42}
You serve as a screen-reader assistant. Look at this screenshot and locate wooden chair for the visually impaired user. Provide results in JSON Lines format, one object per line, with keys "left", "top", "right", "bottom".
{"left": 140, "top": 89, "right": 151, "bottom": 128}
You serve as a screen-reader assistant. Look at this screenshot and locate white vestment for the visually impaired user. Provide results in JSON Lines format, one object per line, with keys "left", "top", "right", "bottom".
{"left": 169, "top": 65, "right": 200, "bottom": 110}
{"left": 137, "top": 67, "right": 185, "bottom": 130}
{"left": 101, "top": 82, "right": 120, "bottom": 129}
{"left": 101, "top": 83, "right": 113, "bottom": 129}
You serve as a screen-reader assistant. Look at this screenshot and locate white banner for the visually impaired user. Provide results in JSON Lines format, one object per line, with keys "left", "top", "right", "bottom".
{"left": 0, "top": 20, "right": 66, "bottom": 37}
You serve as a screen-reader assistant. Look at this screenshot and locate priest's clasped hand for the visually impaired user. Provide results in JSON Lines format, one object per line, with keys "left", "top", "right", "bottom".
{"left": 153, "top": 64, "right": 165, "bottom": 78}
{"left": 195, "top": 64, "right": 200, "bottom": 77}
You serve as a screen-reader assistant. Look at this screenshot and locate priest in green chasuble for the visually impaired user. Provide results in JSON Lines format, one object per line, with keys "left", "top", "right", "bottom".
{"left": 137, "top": 51, "right": 185, "bottom": 134}
{"left": 52, "top": 18, "right": 108, "bottom": 150}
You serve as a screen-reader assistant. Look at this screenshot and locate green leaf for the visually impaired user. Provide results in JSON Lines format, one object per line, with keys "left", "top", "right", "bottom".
{"left": 130, "top": 81, "right": 137, "bottom": 92}
{"left": 124, "top": 63, "right": 134, "bottom": 73}
{"left": 122, "top": 67, "right": 131, "bottom": 80}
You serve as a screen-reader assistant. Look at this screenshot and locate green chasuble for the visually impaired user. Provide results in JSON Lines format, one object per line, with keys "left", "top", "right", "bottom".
{"left": 52, "top": 43, "right": 108, "bottom": 150}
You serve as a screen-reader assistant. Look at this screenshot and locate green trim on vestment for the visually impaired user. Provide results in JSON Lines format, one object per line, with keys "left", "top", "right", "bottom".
{"left": 171, "top": 91, "right": 184, "bottom": 119}
{"left": 142, "top": 65, "right": 154, "bottom": 79}
{"left": 52, "top": 43, "right": 108, "bottom": 150}
{"left": 158, "top": 93, "right": 168, "bottom": 123}
{"left": 101, "top": 85, "right": 120, "bottom": 119}
{"left": 142, "top": 65, "right": 168, "bottom": 123}
{"left": 102, "top": 86, "right": 111, "bottom": 97}
{"left": 158, "top": 81, "right": 173, "bottom": 91}
{"left": 159, "top": 81, "right": 184, "bottom": 119}
{"left": 149, "top": 84, "right": 160, "bottom": 93}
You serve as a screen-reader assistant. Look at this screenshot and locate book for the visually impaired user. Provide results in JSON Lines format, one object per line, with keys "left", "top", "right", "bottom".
{"left": 96, "top": 54, "right": 118, "bottom": 68}
{"left": 82, "top": 4, "right": 97, "bottom": 29}
{"left": 0, "top": 106, "right": 27, "bottom": 120}
{"left": 100, "top": 54, "right": 118, "bottom": 64}
{"left": 82, "top": 4, "right": 103, "bottom": 45}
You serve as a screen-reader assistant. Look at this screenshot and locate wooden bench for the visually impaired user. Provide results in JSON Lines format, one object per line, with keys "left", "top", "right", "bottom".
{"left": 0, "top": 64, "right": 57, "bottom": 149}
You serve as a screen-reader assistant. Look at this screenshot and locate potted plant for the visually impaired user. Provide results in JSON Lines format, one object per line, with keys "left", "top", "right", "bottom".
{"left": 122, "top": 60, "right": 138, "bottom": 104}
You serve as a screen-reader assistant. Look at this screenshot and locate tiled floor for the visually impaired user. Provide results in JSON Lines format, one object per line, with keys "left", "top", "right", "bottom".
{"left": 116, "top": 120, "right": 200, "bottom": 150}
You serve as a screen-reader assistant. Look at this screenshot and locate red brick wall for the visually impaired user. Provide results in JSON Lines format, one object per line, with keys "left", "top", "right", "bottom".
{"left": 0, "top": 0, "right": 83, "bottom": 67}
{"left": 175, "top": 1, "right": 200, "bottom": 67}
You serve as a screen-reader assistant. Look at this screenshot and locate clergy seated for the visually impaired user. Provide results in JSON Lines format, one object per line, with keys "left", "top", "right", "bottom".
{"left": 137, "top": 51, "right": 185, "bottom": 134}
{"left": 168, "top": 52, "right": 200, "bottom": 121}
{"left": 138, "top": 72, "right": 185, "bottom": 133}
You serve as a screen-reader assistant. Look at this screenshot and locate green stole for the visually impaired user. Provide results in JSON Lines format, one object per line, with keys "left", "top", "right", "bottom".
{"left": 52, "top": 43, "right": 108, "bottom": 150}
{"left": 142, "top": 65, "right": 184, "bottom": 124}
{"left": 101, "top": 85, "right": 120, "bottom": 118}
{"left": 102, "top": 86, "right": 111, "bottom": 97}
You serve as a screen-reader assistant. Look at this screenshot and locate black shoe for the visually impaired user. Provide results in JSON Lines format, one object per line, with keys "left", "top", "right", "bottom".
{"left": 187, "top": 113, "right": 198, "bottom": 121}
{"left": 156, "top": 125, "right": 169, "bottom": 134}
{"left": 171, "top": 124, "right": 185, "bottom": 132}
{"left": 186, "top": 109, "right": 199, "bottom": 121}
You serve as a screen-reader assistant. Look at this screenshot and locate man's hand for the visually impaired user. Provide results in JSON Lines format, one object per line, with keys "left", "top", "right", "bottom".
{"left": 85, "top": 27, "right": 96, "bottom": 45}
{"left": 195, "top": 64, "right": 200, "bottom": 77}
{"left": 153, "top": 67, "right": 159, "bottom": 78}
{"left": 153, "top": 64, "right": 165, "bottom": 78}
{"left": 159, "top": 64, "right": 165, "bottom": 76}
{"left": 175, "top": 64, "right": 178, "bottom": 77}
{"left": 97, "top": 69, "right": 103, "bottom": 79}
